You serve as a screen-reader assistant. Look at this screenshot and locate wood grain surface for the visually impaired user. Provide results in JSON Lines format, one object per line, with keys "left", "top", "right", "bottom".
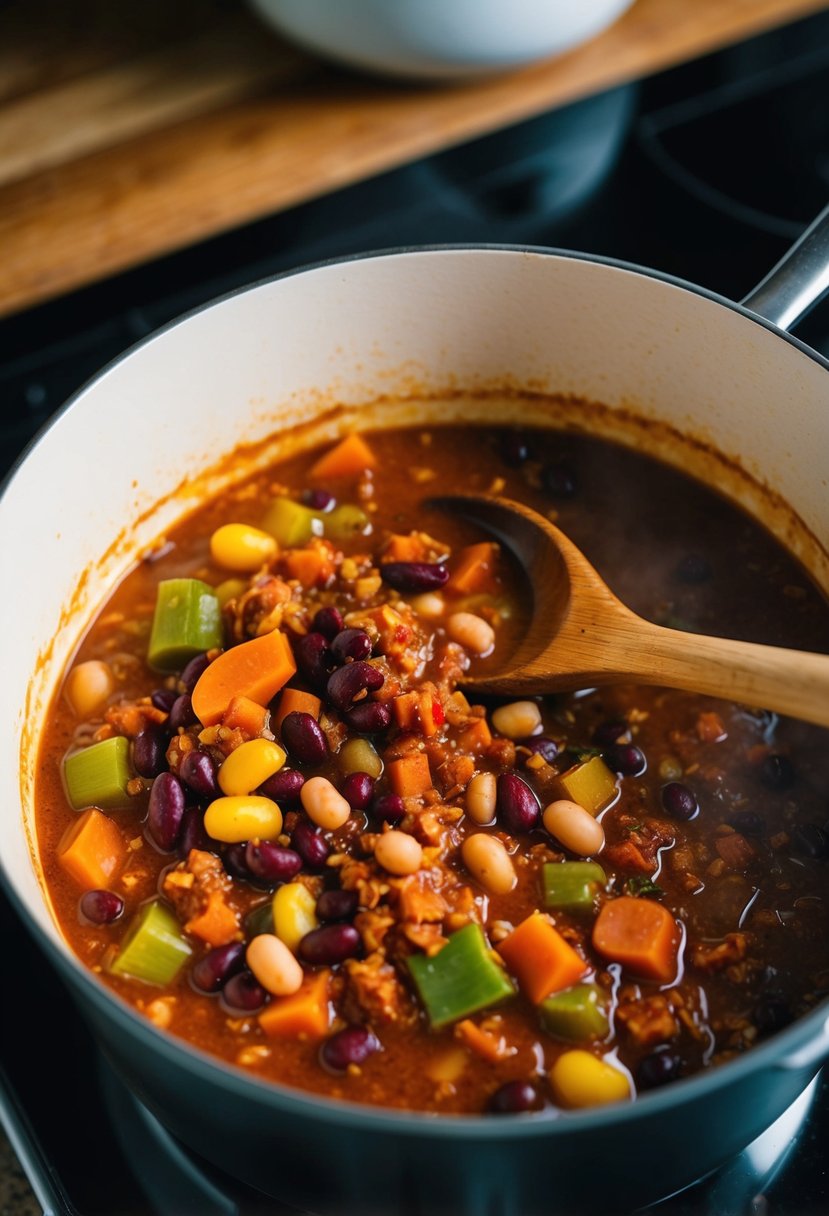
{"left": 0, "top": 0, "right": 825, "bottom": 318}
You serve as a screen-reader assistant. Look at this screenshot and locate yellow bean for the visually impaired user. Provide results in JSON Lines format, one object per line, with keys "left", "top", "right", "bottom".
{"left": 446, "top": 612, "right": 495, "bottom": 656}
{"left": 374, "top": 830, "right": 423, "bottom": 876}
{"left": 465, "top": 772, "right": 497, "bottom": 825}
{"left": 218, "top": 738, "right": 286, "bottom": 796}
{"left": 210, "top": 523, "right": 277, "bottom": 573}
{"left": 549, "top": 1050, "right": 631, "bottom": 1108}
{"left": 461, "top": 833, "right": 516, "bottom": 895}
{"left": 203, "top": 795, "right": 283, "bottom": 843}
{"left": 272, "top": 882, "right": 318, "bottom": 953}
{"left": 542, "top": 799, "right": 605, "bottom": 857}
{"left": 491, "top": 700, "right": 542, "bottom": 740}
{"left": 301, "top": 776, "right": 351, "bottom": 831}
{"left": 246, "top": 933, "right": 304, "bottom": 996}
{"left": 64, "top": 660, "right": 115, "bottom": 718}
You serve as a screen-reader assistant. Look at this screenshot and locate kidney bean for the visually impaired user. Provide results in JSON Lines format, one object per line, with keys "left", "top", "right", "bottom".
{"left": 343, "top": 701, "right": 392, "bottom": 734}
{"left": 497, "top": 773, "right": 540, "bottom": 833}
{"left": 151, "top": 688, "right": 178, "bottom": 714}
{"left": 180, "top": 750, "right": 219, "bottom": 799}
{"left": 372, "top": 793, "right": 406, "bottom": 824}
{"left": 331, "top": 628, "right": 373, "bottom": 664}
{"left": 380, "top": 562, "right": 449, "bottom": 593}
{"left": 168, "top": 693, "right": 196, "bottom": 732}
{"left": 259, "top": 768, "right": 305, "bottom": 804}
{"left": 295, "top": 632, "right": 333, "bottom": 687}
{"left": 591, "top": 720, "right": 629, "bottom": 746}
{"left": 180, "top": 652, "right": 210, "bottom": 694}
{"left": 605, "top": 743, "right": 647, "bottom": 776}
{"left": 340, "top": 772, "right": 375, "bottom": 810}
{"left": 660, "top": 782, "right": 698, "bottom": 821}
{"left": 302, "top": 488, "right": 336, "bottom": 512}
{"left": 519, "top": 735, "right": 560, "bottom": 763}
{"left": 191, "top": 942, "right": 246, "bottom": 994}
{"left": 147, "top": 772, "right": 186, "bottom": 852}
{"left": 178, "top": 806, "right": 210, "bottom": 857}
{"left": 222, "top": 971, "right": 268, "bottom": 1013}
{"left": 759, "top": 753, "right": 795, "bottom": 790}
{"left": 728, "top": 810, "right": 764, "bottom": 836}
{"left": 320, "top": 1026, "right": 380, "bottom": 1073}
{"left": 133, "top": 726, "right": 167, "bottom": 779}
{"left": 542, "top": 460, "right": 578, "bottom": 498}
{"left": 326, "top": 661, "right": 384, "bottom": 711}
{"left": 79, "top": 889, "right": 124, "bottom": 925}
{"left": 316, "top": 888, "right": 359, "bottom": 922}
{"left": 636, "top": 1049, "right": 681, "bottom": 1090}
{"left": 312, "top": 606, "right": 344, "bottom": 640}
{"left": 489, "top": 1080, "right": 539, "bottom": 1114}
{"left": 280, "top": 711, "right": 328, "bottom": 766}
{"left": 300, "top": 923, "right": 361, "bottom": 966}
{"left": 245, "top": 841, "right": 303, "bottom": 884}
{"left": 291, "top": 818, "right": 331, "bottom": 868}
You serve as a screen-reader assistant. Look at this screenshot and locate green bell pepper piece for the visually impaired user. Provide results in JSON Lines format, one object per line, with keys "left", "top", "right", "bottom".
{"left": 407, "top": 923, "right": 515, "bottom": 1029}
{"left": 539, "top": 983, "right": 609, "bottom": 1042}
{"left": 64, "top": 735, "right": 132, "bottom": 810}
{"left": 542, "top": 861, "right": 606, "bottom": 912}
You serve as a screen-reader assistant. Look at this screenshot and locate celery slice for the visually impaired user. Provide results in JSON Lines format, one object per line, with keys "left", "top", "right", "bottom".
{"left": 407, "top": 923, "right": 515, "bottom": 1029}
{"left": 539, "top": 983, "right": 609, "bottom": 1042}
{"left": 542, "top": 861, "right": 606, "bottom": 912}
{"left": 64, "top": 735, "right": 132, "bottom": 810}
{"left": 109, "top": 899, "right": 192, "bottom": 986}
{"left": 262, "top": 497, "right": 322, "bottom": 547}
{"left": 148, "top": 579, "right": 223, "bottom": 672}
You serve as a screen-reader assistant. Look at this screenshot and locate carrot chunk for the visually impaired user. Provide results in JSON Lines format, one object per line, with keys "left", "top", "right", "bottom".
{"left": 592, "top": 896, "right": 681, "bottom": 983}
{"left": 185, "top": 890, "right": 240, "bottom": 948}
{"left": 387, "top": 752, "right": 433, "bottom": 798}
{"left": 272, "top": 687, "right": 322, "bottom": 734}
{"left": 191, "top": 630, "right": 296, "bottom": 727}
{"left": 282, "top": 548, "right": 330, "bottom": 588}
{"left": 497, "top": 911, "right": 589, "bottom": 1004}
{"left": 383, "top": 533, "right": 427, "bottom": 563}
{"left": 58, "top": 808, "right": 127, "bottom": 891}
{"left": 222, "top": 695, "right": 269, "bottom": 736}
{"left": 258, "top": 969, "right": 331, "bottom": 1039}
{"left": 447, "top": 542, "right": 500, "bottom": 596}
{"left": 309, "top": 433, "right": 376, "bottom": 481}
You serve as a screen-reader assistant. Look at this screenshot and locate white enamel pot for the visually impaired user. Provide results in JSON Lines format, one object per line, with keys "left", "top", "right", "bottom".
{"left": 2, "top": 208, "right": 829, "bottom": 1215}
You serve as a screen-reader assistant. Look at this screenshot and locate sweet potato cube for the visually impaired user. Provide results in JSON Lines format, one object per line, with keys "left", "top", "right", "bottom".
{"left": 309, "top": 433, "right": 376, "bottom": 480}
{"left": 258, "top": 970, "right": 331, "bottom": 1040}
{"left": 457, "top": 718, "right": 492, "bottom": 754}
{"left": 387, "top": 752, "right": 433, "bottom": 798}
{"left": 447, "top": 543, "right": 499, "bottom": 596}
{"left": 272, "top": 687, "right": 322, "bottom": 734}
{"left": 222, "top": 695, "right": 270, "bottom": 736}
{"left": 497, "top": 911, "right": 588, "bottom": 1004}
{"left": 58, "top": 808, "right": 127, "bottom": 891}
{"left": 592, "top": 896, "right": 680, "bottom": 984}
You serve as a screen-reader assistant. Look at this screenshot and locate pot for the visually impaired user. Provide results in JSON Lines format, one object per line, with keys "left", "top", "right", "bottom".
{"left": 2, "top": 209, "right": 829, "bottom": 1215}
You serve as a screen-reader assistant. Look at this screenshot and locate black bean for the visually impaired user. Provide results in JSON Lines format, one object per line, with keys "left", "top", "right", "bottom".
{"left": 281, "top": 711, "right": 328, "bottom": 766}
{"left": 147, "top": 772, "right": 186, "bottom": 852}
{"left": 728, "top": 810, "right": 763, "bottom": 836}
{"left": 316, "top": 888, "right": 359, "bottom": 922}
{"left": 245, "top": 841, "right": 303, "bottom": 884}
{"left": 299, "top": 924, "right": 361, "bottom": 966}
{"left": 180, "top": 652, "right": 210, "bottom": 694}
{"left": 636, "top": 1050, "right": 681, "bottom": 1090}
{"left": 759, "top": 753, "right": 795, "bottom": 791}
{"left": 661, "top": 782, "right": 698, "bottom": 821}
{"left": 292, "top": 818, "right": 330, "bottom": 868}
{"left": 340, "top": 772, "right": 375, "bottom": 810}
{"left": 320, "top": 1026, "right": 380, "bottom": 1072}
{"left": 592, "top": 720, "right": 629, "bottom": 746}
{"left": 497, "top": 773, "right": 540, "bottom": 833}
{"left": 380, "top": 562, "right": 449, "bottom": 593}
{"left": 605, "top": 743, "right": 647, "bottom": 777}
{"left": 326, "top": 661, "right": 384, "bottom": 711}
{"left": 259, "top": 768, "right": 305, "bottom": 803}
{"left": 489, "top": 1080, "right": 539, "bottom": 1114}
{"left": 179, "top": 750, "right": 218, "bottom": 799}
{"left": 133, "top": 726, "right": 167, "bottom": 779}
{"left": 331, "top": 628, "right": 373, "bottom": 664}
{"left": 343, "top": 701, "right": 392, "bottom": 734}
{"left": 191, "top": 942, "right": 246, "bottom": 994}
{"left": 312, "top": 606, "right": 344, "bottom": 640}
{"left": 79, "top": 889, "right": 124, "bottom": 925}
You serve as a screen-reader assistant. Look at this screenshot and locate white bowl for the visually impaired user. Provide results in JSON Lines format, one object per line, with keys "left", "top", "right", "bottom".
{"left": 248, "top": 0, "right": 636, "bottom": 79}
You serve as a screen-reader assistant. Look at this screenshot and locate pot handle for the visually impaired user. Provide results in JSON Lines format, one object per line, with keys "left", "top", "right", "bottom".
{"left": 741, "top": 202, "right": 829, "bottom": 332}
{"left": 775, "top": 1012, "right": 829, "bottom": 1073}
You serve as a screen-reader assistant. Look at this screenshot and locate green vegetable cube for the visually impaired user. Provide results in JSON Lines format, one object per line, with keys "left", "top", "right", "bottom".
{"left": 325, "top": 503, "right": 371, "bottom": 541}
{"left": 553, "top": 755, "right": 617, "bottom": 814}
{"left": 64, "top": 735, "right": 132, "bottom": 810}
{"left": 539, "top": 984, "right": 609, "bottom": 1042}
{"left": 109, "top": 900, "right": 192, "bottom": 986}
{"left": 407, "top": 923, "right": 515, "bottom": 1029}
{"left": 148, "top": 579, "right": 223, "bottom": 672}
{"left": 542, "top": 861, "right": 607, "bottom": 912}
{"left": 261, "top": 497, "right": 322, "bottom": 547}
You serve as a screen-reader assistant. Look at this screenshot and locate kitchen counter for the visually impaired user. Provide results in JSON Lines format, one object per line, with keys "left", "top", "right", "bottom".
{"left": 1, "top": 0, "right": 826, "bottom": 319}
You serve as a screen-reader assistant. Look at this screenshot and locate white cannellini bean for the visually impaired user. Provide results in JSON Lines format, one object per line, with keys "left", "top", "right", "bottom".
{"left": 301, "top": 776, "right": 351, "bottom": 831}
{"left": 374, "top": 830, "right": 423, "bottom": 876}
{"left": 491, "top": 700, "right": 542, "bottom": 740}
{"left": 446, "top": 611, "right": 495, "bottom": 656}
{"left": 409, "top": 592, "right": 445, "bottom": 619}
{"left": 466, "top": 771, "right": 497, "bottom": 825}
{"left": 542, "top": 799, "right": 605, "bottom": 857}
{"left": 246, "top": 933, "right": 304, "bottom": 996}
{"left": 461, "top": 833, "right": 516, "bottom": 895}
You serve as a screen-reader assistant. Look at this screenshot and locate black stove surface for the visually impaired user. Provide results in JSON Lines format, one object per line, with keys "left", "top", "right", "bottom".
{"left": 3, "top": 11, "right": 829, "bottom": 1214}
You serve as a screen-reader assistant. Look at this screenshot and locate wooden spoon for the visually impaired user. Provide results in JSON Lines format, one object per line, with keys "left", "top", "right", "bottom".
{"left": 430, "top": 493, "right": 829, "bottom": 728}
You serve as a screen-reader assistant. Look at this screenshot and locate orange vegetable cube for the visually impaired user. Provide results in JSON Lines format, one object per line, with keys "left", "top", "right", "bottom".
{"left": 282, "top": 548, "right": 330, "bottom": 588}
{"left": 185, "top": 890, "right": 240, "bottom": 948}
{"left": 387, "top": 752, "right": 433, "bottom": 798}
{"left": 309, "top": 433, "right": 376, "bottom": 481}
{"left": 383, "top": 533, "right": 427, "bottom": 563}
{"left": 222, "top": 695, "right": 270, "bottom": 736}
{"left": 447, "top": 542, "right": 500, "bottom": 596}
{"left": 258, "top": 969, "right": 332, "bottom": 1039}
{"left": 272, "top": 687, "right": 323, "bottom": 734}
{"left": 497, "top": 911, "right": 588, "bottom": 1004}
{"left": 58, "top": 808, "right": 127, "bottom": 891}
{"left": 592, "top": 896, "right": 680, "bottom": 984}
{"left": 457, "top": 718, "right": 492, "bottom": 754}
{"left": 192, "top": 630, "right": 296, "bottom": 726}
{"left": 392, "top": 692, "right": 419, "bottom": 732}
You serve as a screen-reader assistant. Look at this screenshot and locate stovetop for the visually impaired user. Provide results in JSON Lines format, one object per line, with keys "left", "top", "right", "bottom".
{"left": 2, "top": 10, "right": 829, "bottom": 1214}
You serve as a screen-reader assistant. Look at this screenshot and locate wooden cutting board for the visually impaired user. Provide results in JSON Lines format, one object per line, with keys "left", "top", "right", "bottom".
{"left": 0, "top": 0, "right": 825, "bottom": 319}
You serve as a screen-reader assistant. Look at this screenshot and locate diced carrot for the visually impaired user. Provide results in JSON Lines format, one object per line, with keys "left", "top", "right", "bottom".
{"left": 309, "top": 433, "right": 376, "bottom": 481}
{"left": 447, "top": 542, "right": 500, "bottom": 597}
{"left": 185, "top": 890, "right": 240, "bottom": 947}
{"left": 282, "top": 548, "right": 330, "bottom": 588}
{"left": 58, "top": 808, "right": 127, "bottom": 891}
{"left": 457, "top": 717, "right": 492, "bottom": 754}
{"left": 192, "top": 630, "right": 296, "bottom": 727}
{"left": 272, "top": 687, "right": 322, "bottom": 734}
{"left": 383, "top": 533, "right": 427, "bottom": 563}
{"left": 222, "top": 695, "right": 269, "bottom": 736}
{"left": 392, "top": 692, "right": 419, "bottom": 731}
{"left": 258, "top": 969, "right": 331, "bottom": 1039}
{"left": 455, "top": 1018, "right": 514, "bottom": 1063}
{"left": 592, "top": 896, "right": 680, "bottom": 984}
{"left": 497, "top": 911, "right": 589, "bottom": 1004}
{"left": 387, "top": 752, "right": 433, "bottom": 798}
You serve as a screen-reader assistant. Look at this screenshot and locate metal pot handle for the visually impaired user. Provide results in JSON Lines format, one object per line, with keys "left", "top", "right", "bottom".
{"left": 776, "top": 1013, "right": 829, "bottom": 1072}
{"left": 741, "top": 202, "right": 829, "bottom": 333}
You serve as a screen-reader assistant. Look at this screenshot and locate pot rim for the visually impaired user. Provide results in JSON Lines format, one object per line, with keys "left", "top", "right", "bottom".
{"left": 3, "top": 241, "right": 829, "bottom": 1139}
